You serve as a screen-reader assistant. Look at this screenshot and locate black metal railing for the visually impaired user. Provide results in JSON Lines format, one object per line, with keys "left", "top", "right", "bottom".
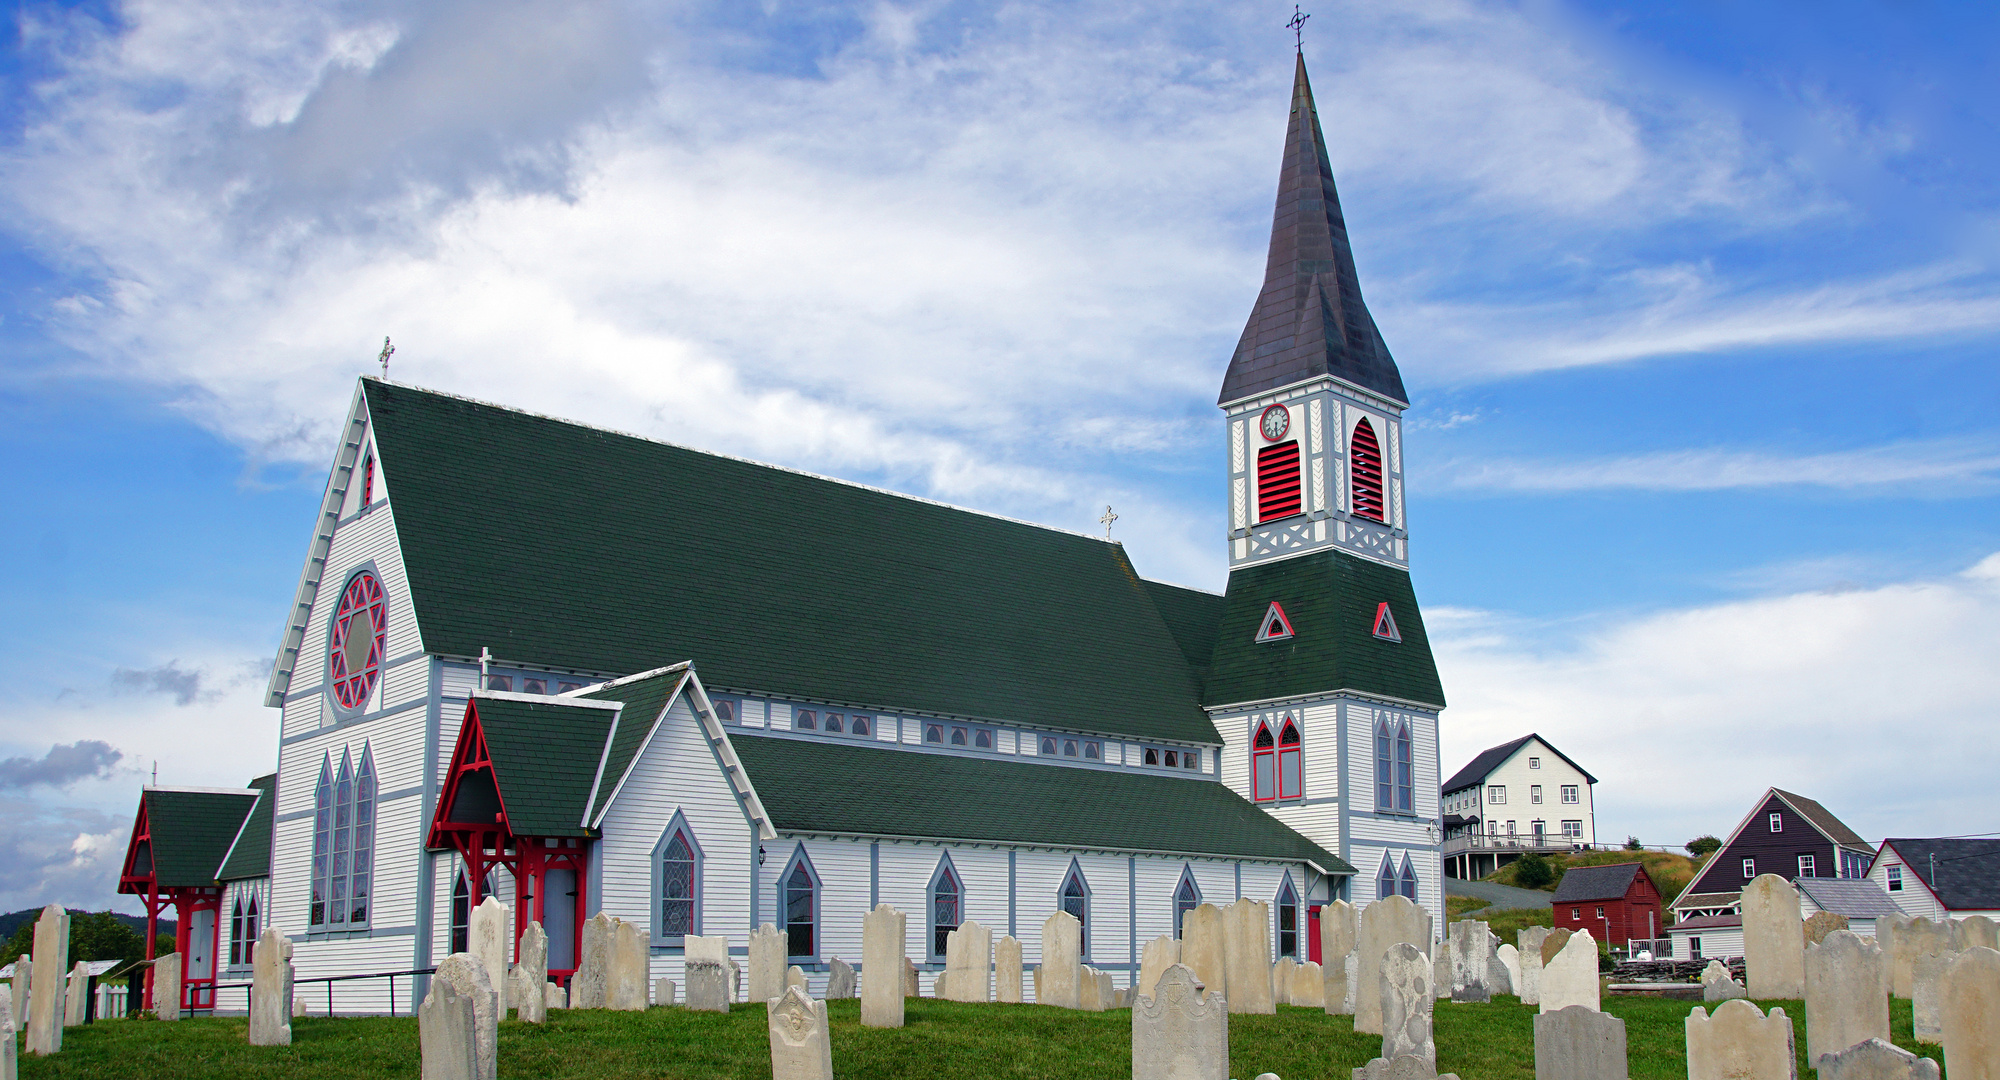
{"left": 209, "top": 966, "right": 436, "bottom": 1018}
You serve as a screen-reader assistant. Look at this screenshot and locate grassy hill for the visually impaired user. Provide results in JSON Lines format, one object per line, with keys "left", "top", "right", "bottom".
{"left": 1488, "top": 849, "right": 1700, "bottom": 903}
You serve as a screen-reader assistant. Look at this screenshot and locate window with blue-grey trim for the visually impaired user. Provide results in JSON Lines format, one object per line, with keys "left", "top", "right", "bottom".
{"left": 1376, "top": 853, "right": 1397, "bottom": 902}
{"left": 1060, "top": 859, "right": 1091, "bottom": 957}
{"left": 1275, "top": 873, "right": 1300, "bottom": 958}
{"left": 928, "top": 853, "right": 962, "bottom": 960}
{"left": 1173, "top": 867, "right": 1201, "bottom": 937}
{"left": 1397, "top": 855, "right": 1417, "bottom": 900}
{"left": 782, "top": 846, "right": 820, "bottom": 960}
{"left": 651, "top": 810, "right": 702, "bottom": 945}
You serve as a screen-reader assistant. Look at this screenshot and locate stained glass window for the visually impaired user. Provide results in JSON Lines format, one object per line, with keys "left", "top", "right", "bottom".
{"left": 661, "top": 831, "right": 696, "bottom": 937}
{"left": 311, "top": 756, "right": 331, "bottom": 927}
{"left": 1174, "top": 871, "right": 1200, "bottom": 937}
{"left": 1062, "top": 865, "right": 1089, "bottom": 957}
{"left": 931, "top": 861, "right": 960, "bottom": 958}
{"left": 1276, "top": 877, "right": 1299, "bottom": 958}
{"left": 328, "top": 571, "right": 387, "bottom": 710}
{"left": 786, "top": 856, "right": 817, "bottom": 958}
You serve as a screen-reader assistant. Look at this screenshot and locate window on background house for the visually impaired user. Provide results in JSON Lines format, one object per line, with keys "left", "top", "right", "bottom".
{"left": 1563, "top": 821, "right": 1583, "bottom": 839}
{"left": 1145, "top": 747, "right": 1161, "bottom": 766}
{"left": 712, "top": 700, "right": 735, "bottom": 723}
{"left": 1561, "top": 785, "right": 1579, "bottom": 804}
{"left": 1378, "top": 855, "right": 1398, "bottom": 902}
{"left": 973, "top": 727, "right": 991, "bottom": 748}
{"left": 784, "top": 853, "right": 818, "bottom": 959}
{"left": 1084, "top": 741, "right": 1102, "bottom": 761}
{"left": 1529, "top": 756, "right": 1541, "bottom": 769}
{"left": 1887, "top": 866, "right": 1904, "bottom": 892}
{"left": 1798, "top": 855, "right": 1816, "bottom": 878}
{"left": 350, "top": 750, "right": 375, "bottom": 925}
{"left": 1254, "top": 723, "right": 1277, "bottom": 801}
{"left": 244, "top": 896, "right": 258, "bottom": 962}
{"left": 450, "top": 870, "right": 496, "bottom": 954}
{"left": 1061, "top": 865, "right": 1090, "bottom": 957}
{"left": 359, "top": 453, "right": 375, "bottom": 508}
{"left": 930, "top": 859, "right": 961, "bottom": 960}
{"left": 925, "top": 724, "right": 942, "bottom": 743}
{"left": 1183, "top": 751, "right": 1200, "bottom": 770}
{"left": 1174, "top": 870, "right": 1201, "bottom": 937}
{"left": 1277, "top": 720, "right": 1302, "bottom": 799}
{"left": 1596, "top": 906, "right": 1605, "bottom": 919}
{"left": 557, "top": 681, "right": 582, "bottom": 694}
{"left": 229, "top": 898, "right": 247, "bottom": 967}
{"left": 954, "top": 727, "right": 972, "bottom": 746}
{"left": 852, "top": 716, "right": 871, "bottom": 737}
{"left": 1489, "top": 785, "right": 1506, "bottom": 805}
{"left": 1571, "top": 908, "right": 1581, "bottom": 920}
{"left": 1349, "top": 419, "right": 1385, "bottom": 522}
{"left": 330, "top": 754, "right": 353, "bottom": 924}
{"left": 1041, "top": 737, "right": 1058, "bottom": 755}
{"left": 1163, "top": 750, "right": 1178, "bottom": 768}
{"left": 1275, "top": 877, "right": 1299, "bottom": 959}
{"left": 1531, "top": 785, "right": 1542, "bottom": 804}
{"left": 1742, "top": 858, "right": 1756, "bottom": 879}
{"left": 311, "top": 756, "right": 332, "bottom": 927}
{"left": 487, "top": 675, "right": 512, "bottom": 692}
{"left": 1769, "top": 813, "right": 1782, "bottom": 833}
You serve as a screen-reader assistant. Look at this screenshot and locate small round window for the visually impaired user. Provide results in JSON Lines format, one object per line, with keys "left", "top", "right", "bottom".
{"left": 329, "top": 571, "right": 388, "bottom": 710}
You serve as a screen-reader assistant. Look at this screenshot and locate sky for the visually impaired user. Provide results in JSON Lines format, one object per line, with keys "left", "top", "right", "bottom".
{"left": 0, "top": 0, "right": 1996, "bottom": 915}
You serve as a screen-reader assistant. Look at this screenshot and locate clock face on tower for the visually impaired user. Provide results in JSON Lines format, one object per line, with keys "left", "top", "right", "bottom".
{"left": 1259, "top": 404, "right": 1291, "bottom": 442}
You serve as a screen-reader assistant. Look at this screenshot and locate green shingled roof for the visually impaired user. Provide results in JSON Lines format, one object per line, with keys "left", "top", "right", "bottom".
{"left": 1144, "top": 580, "right": 1226, "bottom": 692}
{"left": 729, "top": 734, "right": 1351, "bottom": 871}
{"left": 579, "top": 666, "right": 692, "bottom": 824}
{"left": 1203, "top": 548, "right": 1444, "bottom": 710}
{"left": 471, "top": 697, "right": 618, "bottom": 838}
{"left": 140, "top": 788, "right": 259, "bottom": 888}
{"left": 217, "top": 773, "right": 277, "bottom": 882}
{"left": 364, "top": 380, "right": 1217, "bottom": 744}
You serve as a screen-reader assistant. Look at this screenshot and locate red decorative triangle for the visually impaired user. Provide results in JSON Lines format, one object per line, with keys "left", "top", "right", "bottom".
{"left": 1256, "top": 601, "right": 1295, "bottom": 643}
{"left": 1372, "top": 602, "right": 1402, "bottom": 642}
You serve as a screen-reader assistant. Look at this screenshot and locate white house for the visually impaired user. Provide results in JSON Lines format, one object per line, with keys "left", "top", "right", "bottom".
{"left": 1867, "top": 839, "right": 2000, "bottom": 921}
{"left": 1440, "top": 734, "right": 1596, "bottom": 880}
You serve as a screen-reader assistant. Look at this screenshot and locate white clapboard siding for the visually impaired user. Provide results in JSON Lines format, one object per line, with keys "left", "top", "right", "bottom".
{"left": 1671, "top": 928, "right": 1745, "bottom": 962}
{"left": 283, "top": 504, "right": 423, "bottom": 741}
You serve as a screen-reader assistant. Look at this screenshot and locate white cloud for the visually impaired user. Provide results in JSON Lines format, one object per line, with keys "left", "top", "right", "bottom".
{"left": 1433, "top": 435, "right": 2000, "bottom": 494}
{"left": 1434, "top": 554, "right": 2000, "bottom": 851}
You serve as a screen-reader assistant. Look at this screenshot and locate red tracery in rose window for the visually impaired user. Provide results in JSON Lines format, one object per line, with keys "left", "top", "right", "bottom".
{"left": 329, "top": 572, "right": 387, "bottom": 710}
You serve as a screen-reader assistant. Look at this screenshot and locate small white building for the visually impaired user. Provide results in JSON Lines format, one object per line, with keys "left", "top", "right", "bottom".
{"left": 1441, "top": 734, "right": 1596, "bottom": 880}
{"left": 1795, "top": 877, "right": 1900, "bottom": 938}
{"left": 1868, "top": 839, "right": 2000, "bottom": 921}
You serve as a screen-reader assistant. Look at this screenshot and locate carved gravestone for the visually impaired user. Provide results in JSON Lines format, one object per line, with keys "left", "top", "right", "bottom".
{"left": 1042, "top": 910, "right": 1084, "bottom": 1009}
{"left": 1540, "top": 928, "right": 1574, "bottom": 967}
{"left": 861, "top": 903, "right": 906, "bottom": 1027}
{"left": 1080, "top": 966, "right": 1108, "bottom": 1012}
{"left": 827, "top": 957, "right": 856, "bottom": 1000}
{"left": 1960, "top": 916, "right": 2000, "bottom": 952}
{"left": 515, "top": 921, "right": 548, "bottom": 1023}
{"left": 786, "top": 965, "right": 809, "bottom": 994}
{"left": 1133, "top": 964, "right": 1227, "bottom": 1080}
{"left": 1139, "top": 935, "right": 1180, "bottom": 1000}
{"left": 654, "top": 977, "right": 676, "bottom": 1006}
{"left": 153, "top": 951, "right": 182, "bottom": 1021}
{"left": 1540, "top": 930, "right": 1599, "bottom": 1015}
{"left": 1912, "top": 954, "right": 1947, "bottom": 1044}
{"left": 1380, "top": 943, "right": 1436, "bottom": 1069}
{"left": 1518, "top": 927, "right": 1551, "bottom": 1007}
{"left": 1322, "top": 898, "right": 1357, "bottom": 1016}
{"left": 1743, "top": 875, "right": 1807, "bottom": 1000}
{"left": 1943, "top": 947, "right": 2000, "bottom": 1080}
{"left": 1701, "top": 960, "right": 1748, "bottom": 1003}
{"left": 1181, "top": 904, "right": 1229, "bottom": 1003}
{"left": 62, "top": 962, "right": 87, "bottom": 1027}
{"left": 1356, "top": 895, "right": 1432, "bottom": 1036}
{"left": 767, "top": 985, "right": 833, "bottom": 1080}
{"left": 944, "top": 920, "right": 992, "bottom": 1002}
{"left": 1803, "top": 912, "right": 1850, "bottom": 946}
{"left": 433, "top": 953, "right": 499, "bottom": 1080}
{"left": 1686, "top": 1000, "right": 1797, "bottom": 1080}
{"left": 248, "top": 929, "right": 295, "bottom": 1046}
{"left": 1291, "top": 960, "right": 1325, "bottom": 1008}
{"left": 1535, "top": 1005, "right": 1627, "bottom": 1080}
{"left": 903, "top": 957, "right": 918, "bottom": 997}
{"left": 25, "top": 906, "right": 66, "bottom": 1056}
{"left": 571, "top": 912, "right": 614, "bottom": 1009}
{"left": 685, "top": 960, "right": 731, "bottom": 1013}
{"left": 995, "top": 937, "right": 1022, "bottom": 1003}
{"left": 419, "top": 976, "right": 479, "bottom": 1080}
{"left": 749, "top": 923, "right": 788, "bottom": 1005}
{"left": 1805, "top": 930, "right": 1889, "bottom": 1066}
{"left": 468, "top": 897, "right": 511, "bottom": 1016}
{"left": 1224, "top": 900, "right": 1275, "bottom": 1014}
{"left": 1820, "top": 1038, "right": 1941, "bottom": 1080}
{"left": 608, "top": 917, "right": 648, "bottom": 1011}
{"left": 9, "top": 953, "right": 25, "bottom": 1039}
{"left": 1448, "top": 920, "right": 1492, "bottom": 1003}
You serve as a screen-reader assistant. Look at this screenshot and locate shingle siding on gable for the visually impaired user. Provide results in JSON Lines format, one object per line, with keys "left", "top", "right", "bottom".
{"left": 1686, "top": 793, "right": 1837, "bottom": 897}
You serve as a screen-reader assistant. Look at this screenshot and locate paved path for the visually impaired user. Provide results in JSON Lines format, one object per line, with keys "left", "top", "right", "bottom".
{"left": 1445, "top": 878, "right": 1553, "bottom": 912}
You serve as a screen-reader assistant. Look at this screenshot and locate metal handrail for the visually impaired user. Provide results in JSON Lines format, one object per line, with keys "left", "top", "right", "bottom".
{"left": 208, "top": 966, "right": 437, "bottom": 1018}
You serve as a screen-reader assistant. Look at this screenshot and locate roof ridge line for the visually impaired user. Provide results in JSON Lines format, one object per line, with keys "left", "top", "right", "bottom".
{"left": 570, "top": 661, "right": 691, "bottom": 696}
{"left": 472, "top": 689, "right": 623, "bottom": 710}
{"left": 362, "top": 377, "right": 1117, "bottom": 546}
{"left": 145, "top": 786, "right": 258, "bottom": 795}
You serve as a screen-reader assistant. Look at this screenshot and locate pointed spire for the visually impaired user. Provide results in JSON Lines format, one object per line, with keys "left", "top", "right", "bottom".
{"left": 1220, "top": 54, "right": 1408, "bottom": 407}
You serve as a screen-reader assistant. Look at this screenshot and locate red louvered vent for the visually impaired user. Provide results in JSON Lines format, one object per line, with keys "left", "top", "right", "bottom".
{"left": 1350, "top": 419, "right": 1386, "bottom": 522}
{"left": 1257, "top": 441, "right": 1302, "bottom": 522}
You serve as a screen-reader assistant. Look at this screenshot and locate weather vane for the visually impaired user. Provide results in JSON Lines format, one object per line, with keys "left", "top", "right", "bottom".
{"left": 1100, "top": 505, "right": 1119, "bottom": 540}
{"left": 377, "top": 336, "right": 395, "bottom": 379}
{"left": 1287, "top": 5, "right": 1310, "bottom": 51}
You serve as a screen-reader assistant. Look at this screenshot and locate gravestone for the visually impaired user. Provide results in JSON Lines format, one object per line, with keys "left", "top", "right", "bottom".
{"left": 749, "top": 923, "right": 788, "bottom": 1005}
{"left": 786, "top": 965, "right": 808, "bottom": 994}
{"left": 572, "top": 912, "right": 615, "bottom": 1009}
{"left": 1496, "top": 945, "right": 1521, "bottom": 999}
{"left": 0, "top": 984, "right": 14, "bottom": 1080}
{"left": 685, "top": 934, "right": 738, "bottom": 1002}
{"left": 1542, "top": 929, "right": 1574, "bottom": 967}
{"left": 544, "top": 981, "right": 566, "bottom": 1010}
{"left": 1223, "top": 900, "right": 1275, "bottom": 1014}
{"left": 996, "top": 937, "right": 1022, "bottom": 1003}
{"left": 1742, "top": 875, "right": 1807, "bottom": 1000}
{"left": 433, "top": 953, "right": 499, "bottom": 1080}
{"left": 516, "top": 921, "right": 548, "bottom": 1023}
{"left": 1518, "top": 927, "right": 1551, "bottom": 1007}
{"left": 1380, "top": 942, "right": 1436, "bottom": 1069}
{"left": 1535, "top": 1005, "right": 1627, "bottom": 1080}
{"left": 1355, "top": 895, "right": 1432, "bottom": 1035}
{"left": 1042, "top": 910, "right": 1084, "bottom": 1009}
{"left": 1132, "top": 964, "right": 1227, "bottom": 1080}
{"left": 419, "top": 975, "right": 479, "bottom": 1080}
{"left": 1895, "top": 918, "right": 1960, "bottom": 1000}
{"left": 1273, "top": 957, "right": 1295, "bottom": 1006}
{"left": 248, "top": 929, "right": 294, "bottom": 1046}
{"left": 944, "top": 920, "right": 992, "bottom": 1002}
{"left": 9, "top": 953, "right": 25, "bottom": 1037}
{"left": 861, "top": 903, "right": 906, "bottom": 1027}
{"left": 1182, "top": 904, "right": 1229, "bottom": 1002}
{"left": 1447, "top": 920, "right": 1492, "bottom": 1003}
{"left": 827, "top": 957, "right": 856, "bottom": 1000}
{"left": 1701, "top": 960, "right": 1748, "bottom": 1003}
{"left": 1322, "top": 899, "right": 1357, "bottom": 1016}
{"left": 468, "top": 896, "right": 511, "bottom": 1016}
{"left": 62, "top": 962, "right": 87, "bottom": 1027}
{"left": 1943, "top": 946, "right": 2000, "bottom": 1080}
{"left": 1820, "top": 1038, "right": 1942, "bottom": 1080}
{"left": 1805, "top": 930, "right": 1889, "bottom": 1066}
{"left": 686, "top": 960, "right": 732, "bottom": 1012}
{"left": 1434, "top": 955, "right": 1450, "bottom": 1001}
{"left": 903, "top": 957, "right": 918, "bottom": 997}
{"left": 1080, "top": 966, "right": 1108, "bottom": 1012}
{"left": 1291, "top": 961, "right": 1325, "bottom": 1008}
{"left": 1139, "top": 935, "right": 1180, "bottom": 1000}
{"left": 767, "top": 985, "right": 833, "bottom": 1080}
{"left": 1540, "top": 929, "right": 1599, "bottom": 1015}
{"left": 1353, "top": 1057, "right": 1463, "bottom": 1080}
{"left": 153, "top": 951, "right": 182, "bottom": 1020}
{"left": 1340, "top": 953, "right": 1359, "bottom": 1014}
{"left": 608, "top": 917, "right": 648, "bottom": 1010}
{"left": 1912, "top": 954, "right": 1947, "bottom": 1044}
{"left": 1804, "top": 912, "right": 1850, "bottom": 946}
{"left": 1961, "top": 916, "right": 2000, "bottom": 952}
{"left": 654, "top": 977, "right": 676, "bottom": 1006}
{"left": 1685, "top": 1000, "right": 1796, "bottom": 1080}
{"left": 25, "top": 906, "right": 66, "bottom": 1056}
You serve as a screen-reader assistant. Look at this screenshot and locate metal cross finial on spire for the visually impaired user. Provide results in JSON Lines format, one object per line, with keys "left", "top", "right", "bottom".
{"left": 377, "top": 336, "right": 395, "bottom": 380}
{"left": 1287, "top": 5, "right": 1310, "bottom": 51}
{"left": 1100, "top": 505, "right": 1119, "bottom": 540}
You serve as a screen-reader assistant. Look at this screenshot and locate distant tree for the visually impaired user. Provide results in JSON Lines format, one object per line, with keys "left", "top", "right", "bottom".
{"left": 0, "top": 922, "right": 29, "bottom": 966}
{"left": 1625, "top": 836, "right": 1644, "bottom": 851}
{"left": 1685, "top": 835, "right": 1722, "bottom": 859}
{"left": 1, "top": 910, "right": 150, "bottom": 976}
{"left": 1512, "top": 853, "right": 1556, "bottom": 889}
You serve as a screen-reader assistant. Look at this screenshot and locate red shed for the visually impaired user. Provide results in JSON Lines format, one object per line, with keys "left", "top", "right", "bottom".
{"left": 1552, "top": 863, "right": 1663, "bottom": 948}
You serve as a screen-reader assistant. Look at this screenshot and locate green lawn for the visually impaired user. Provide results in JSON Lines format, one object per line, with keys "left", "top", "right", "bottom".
{"left": 15, "top": 995, "right": 1947, "bottom": 1080}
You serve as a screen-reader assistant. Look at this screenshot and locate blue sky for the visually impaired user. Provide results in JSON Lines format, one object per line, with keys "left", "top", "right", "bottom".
{"left": 1, "top": 0, "right": 1996, "bottom": 913}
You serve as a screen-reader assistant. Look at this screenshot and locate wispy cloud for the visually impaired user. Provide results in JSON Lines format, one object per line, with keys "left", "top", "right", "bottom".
{"left": 109, "top": 661, "right": 215, "bottom": 706}
{"left": 0, "top": 741, "right": 123, "bottom": 790}
{"left": 1432, "top": 436, "right": 2000, "bottom": 494}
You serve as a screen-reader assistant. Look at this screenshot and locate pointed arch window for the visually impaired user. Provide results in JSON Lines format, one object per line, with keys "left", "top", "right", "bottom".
{"left": 929, "top": 855, "right": 962, "bottom": 960}
{"left": 1275, "top": 875, "right": 1300, "bottom": 959}
{"left": 652, "top": 812, "right": 701, "bottom": 945}
{"left": 1350, "top": 418, "right": 1386, "bottom": 522}
{"left": 1277, "top": 718, "right": 1302, "bottom": 800}
{"left": 1251, "top": 722, "right": 1276, "bottom": 802}
{"left": 229, "top": 897, "right": 248, "bottom": 967}
{"left": 1173, "top": 868, "right": 1201, "bottom": 937}
{"left": 782, "top": 848, "right": 820, "bottom": 960}
{"left": 312, "top": 745, "right": 374, "bottom": 930}
{"left": 450, "top": 870, "right": 495, "bottom": 954}
{"left": 1061, "top": 861, "right": 1091, "bottom": 957}
{"left": 1377, "top": 854, "right": 1398, "bottom": 902}
{"left": 352, "top": 749, "right": 375, "bottom": 925}
{"left": 359, "top": 453, "right": 375, "bottom": 509}
{"left": 1394, "top": 722, "right": 1413, "bottom": 813}
{"left": 1398, "top": 855, "right": 1418, "bottom": 901}
{"left": 310, "top": 756, "right": 332, "bottom": 927}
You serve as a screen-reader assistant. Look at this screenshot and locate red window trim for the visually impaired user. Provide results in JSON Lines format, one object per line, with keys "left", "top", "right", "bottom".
{"left": 1257, "top": 441, "right": 1302, "bottom": 522}
{"left": 1277, "top": 719, "right": 1302, "bottom": 800}
{"left": 1351, "top": 419, "right": 1386, "bottom": 522}
{"left": 1251, "top": 721, "right": 1276, "bottom": 802}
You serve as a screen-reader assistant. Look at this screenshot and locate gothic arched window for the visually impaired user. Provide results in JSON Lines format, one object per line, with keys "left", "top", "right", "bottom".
{"left": 1377, "top": 854, "right": 1398, "bottom": 902}
{"left": 1374, "top": 721, "right": 1394, "bottom": 811}
{"left": 1350, "top": 418, "right": 1386, "bottom": 522}
{"left": 783, "top": 849, "right": 820, "bottom": 959}
{"left": 1275, "top": 875, "right": 1300, "bottom": 959}
{"left": 1251, "top": 722, "right": 1276, "bottom": 802}
{"left": 1398, "top": 855, "right": 1418, "bottom": 901}
{"left": 1277, "top": 719, "right": 1302, "bottom": 800}
{"left": 1061, "top": 861, "right": 1091, "bottom": 957}
{"left": 229, "top": 898, "right": 247, "bottom": 967}
{"left": 311, "top": 756, "right": 332, "bottom": 927}
{"left": 655, "top": 814, "right": 700, "bottom": 943}
{"left": 929, "top": 855, "right": 961, "bottom": 960}
{"left": 1394, "top": 722, "right": 1413, "bottom": 813}
{"left": 1174, "top": 868, "right": 1201, "bottom": 937}
{"left": 351, "top": 749, "right": 376, "bottom": 925}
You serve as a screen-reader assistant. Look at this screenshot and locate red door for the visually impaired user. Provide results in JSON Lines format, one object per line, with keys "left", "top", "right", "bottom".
{"left": 1307, "top": 905, "right": 1322, "bottom": 964}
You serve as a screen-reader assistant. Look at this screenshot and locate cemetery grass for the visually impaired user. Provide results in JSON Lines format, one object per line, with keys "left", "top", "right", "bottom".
{"left": 14, "top": 995, "right": 1946, "bottom": 1080}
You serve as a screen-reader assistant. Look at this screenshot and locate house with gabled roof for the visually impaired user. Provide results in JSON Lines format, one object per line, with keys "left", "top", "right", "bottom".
{"left": 1866, "top": 839, "right": 2000, "bottom": 921}
{"left": 1440, "top": 734, "right": 1597, "bottom": 879}
{"left": 1552, "top": 862, "right": 1663, "bottom": 949}
{"left": 1669, "top": 788, "right": 1876, "bottom": 923}
{"left": 119, "top": 53, "right": 1453, "bottom": 1010}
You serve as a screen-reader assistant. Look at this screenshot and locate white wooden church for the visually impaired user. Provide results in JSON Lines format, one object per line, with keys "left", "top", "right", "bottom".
{"left": 117, "top": 54, "right": 1448, "bottom": 1014}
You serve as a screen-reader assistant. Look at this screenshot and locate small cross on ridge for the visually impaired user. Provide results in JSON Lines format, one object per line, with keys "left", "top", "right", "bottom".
{"left": 377, "top": 336, "right": 395, "bottom": 379}
{"left": 1100, "top": 505, "right": 1119, "bottom": 540}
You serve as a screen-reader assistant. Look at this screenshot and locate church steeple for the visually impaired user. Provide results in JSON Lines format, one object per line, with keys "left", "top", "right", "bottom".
{"left": 1220, "top": 54, "right": 1407, "bottom": 407}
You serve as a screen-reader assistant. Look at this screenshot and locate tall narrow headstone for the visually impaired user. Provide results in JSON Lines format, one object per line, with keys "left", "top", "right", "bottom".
{"left": 153, "top": 952, "right": 182, "bottom": 1021}
{"left": 9, "top": 953, "right": 26, "bottom": 1035}
{"left": 515, "top": 922, "right": 548, "bottom": 1023}
{"left": 1535, "top": 1005, "right": 1627, "bottom": 1080}
{"left": 1518, "top": 927, "right": 1551, "bottom": 1007}
{"left": 827, "top": 957, "right": 856, "bottom": 1000}
{"left": 61, "top": 962, "right": 87, "bottom": 1027}
{"left": 24, "top": 906, "right": 66, "bottom": 1056}
{"left": 0, "top": 984, "right": 15, "bottom": 1080}
{"left": 1804, "top": 930, "right": 1889, "bottom": 1066}
{"left": 1943, "top": 946, "right": 2000, "bottom": 1080}
{"left": 1701, "top": 960, "right": 1748, "bottom": 1003}
{"left": 432, "top": 954, "right": 498, "bottom": 1080}
{"left": 1133, "top": 964, "right": 1228, "bottom": 1080}
{"left": 685, "top": 961, "right": 731, "bottom": 1012}
{"left": 1540, "top": 929, "right": 1599, "bottom": 1015}
{"left": 1041, "top": 910, "right": 1083, "bottom": 1009}
{"left": 749, "top": 923, "right": 788, "bottom": 1005}
{"left": 786, "top": 965, "right": 809, "bottom": 994}
{"left": 1496, "top": 945, "right": 1521, "bottom": 999}
{"left": 861, "top": 904, "right": 906, "bottom": 1027}
{"left": 1355, "top": 895, "right": 1432, "bottom": 1035}
{"left": 607, "top": 918, "right": 648, "bottom": 1011}
{"left": 903, "top": 957, "right": 918, "bottom": 997}
{"left": 1291, "top": 961, "right": 1325, "bottom": 1008}
{"left": 1223, "top": 900, "right": 1275, "bottom": 1014}
{"left": 944, "top": 920, "right": 993, "bottom": 1002}
{"left": 1380, "top": 942, "right": 1437, "bottom": 1069}
{"left": 572, "top": 912, "right": 614, "bottom": 1009}
{"left": 1912, "top": 954, "right": 1948, "bottom": 1044}
{"left": 1321, "top": 899, "right": 1357, "bottom": 1016}
{"left": 1447, "top": 920, "right": 1492, "bottom": 1003}
{"left": 1820, "top": 1038, "right": 1941, "bottom": 1080}
{"left": 419, "top": 976, "right": 479, "bottom": 1080}
{"left": 1272, "top": 957, "right": 1295, "bottom": 1006}
{"left": 1685, "top": 1001, "right": 1797, "bottom": 1080}
{"left": 468, "top": 897, "right": 511, "bottom": 1017}
{"left": 995, "top": 937, "right": 1023, "bottom": 1003}
{"left": 767, "top": 985, "right": 833, "bottom": 1080}
{"left": 248, "top": 929, "right": 294, "bottom": 1046}
{"left": 1181, "top": 904, "right": 1228, "bottom": 1003}
{"left": 1742, "top": 875, "right": 1806, "bottom": 1000}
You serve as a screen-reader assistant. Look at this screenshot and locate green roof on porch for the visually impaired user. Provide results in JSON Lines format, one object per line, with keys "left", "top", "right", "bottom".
{"left": 141, "top": 788, "right": 260, "bottom": 888}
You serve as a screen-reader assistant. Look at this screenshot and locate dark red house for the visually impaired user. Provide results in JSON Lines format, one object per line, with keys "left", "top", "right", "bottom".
{"left": 1552, "top": 863, "right": 1664, "bottom": 948}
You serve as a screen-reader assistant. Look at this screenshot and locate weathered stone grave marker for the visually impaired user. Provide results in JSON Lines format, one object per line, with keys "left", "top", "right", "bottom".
{"left": 1535, "top": 1005, "right": 1627, "bottom": 1080}
{"left": 1133, "top": 963, "right": 1226, "bottom": 1080}
{"left": 1805, "top": 930, "right": 1889, "bottom": 1066}
{"left": 767, "top": 985, "right": 833, "bottom": 1080}
{"left": 861, "top": 903, "right": 906, "bottom": 1027}
{"left": 432, "top": 953, "right": 498, "bottom": 1080}
{"left": 1686, "top": 1000, "right": 1796, "bottom": 1080}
